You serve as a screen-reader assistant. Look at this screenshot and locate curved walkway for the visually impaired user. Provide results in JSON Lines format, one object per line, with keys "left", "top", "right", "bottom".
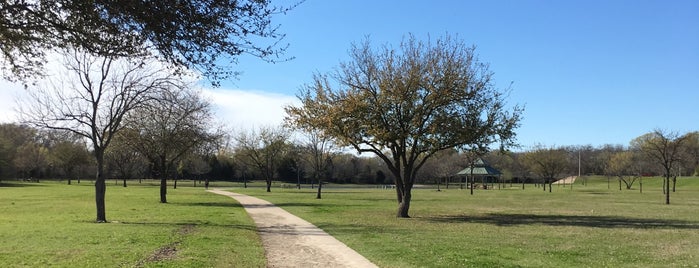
{"left": 552, "top": 176, "right": 577, "bottom": 185}
{"left": 207, "top": 189, "right": 378, "bottom": 268}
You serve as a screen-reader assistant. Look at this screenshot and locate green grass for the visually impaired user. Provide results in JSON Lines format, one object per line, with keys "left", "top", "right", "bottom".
{"left": 3, "top": 177, "right": 699, "bottom": 267}
{"left": 0, "top": 181, "right": 264, "bottom": 268}
{"left": 233, "top": 176, "right": 699, "bottom": 267}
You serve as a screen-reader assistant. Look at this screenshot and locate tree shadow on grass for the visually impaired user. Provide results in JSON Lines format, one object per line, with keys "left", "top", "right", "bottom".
{"left": 425, "top": 213, "right": 699, "bottom": 229}
{"left": 0, "top": 182, "right": 45, "bottom": 187}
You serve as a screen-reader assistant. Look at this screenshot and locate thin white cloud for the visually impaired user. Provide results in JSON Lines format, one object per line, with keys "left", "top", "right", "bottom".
{"left": 202, "top": 88, "right": 299, "bottom": 130}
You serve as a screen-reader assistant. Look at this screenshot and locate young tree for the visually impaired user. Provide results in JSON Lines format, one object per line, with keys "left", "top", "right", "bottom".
{"left": 285, "top": 34, "right": 522, "bottom": 218}
{"left": 300, "top": 129, "right": 337, "bottom": 199}
{"left": 20, "top": 49, "right": 177, "bottom": 222}
{"left": 605, "top": 151, "right": 639, "bottom": 190}
{"left": 105, "top": 136, "right": 147, "bottom": 187}
{"left": 522, "top": 146, "right": 569, "bottom": 192}
{"left": 0, "top": 0, "right": 298, "bottom": 84}
{"left": 234, "top": 126, "right": 290, "bottom": 192}
{"left": 631, "top": 130, "right": 689, "bottom": 204}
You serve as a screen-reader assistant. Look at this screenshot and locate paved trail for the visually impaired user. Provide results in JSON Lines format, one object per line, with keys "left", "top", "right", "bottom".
{"left": 552, "top": 176, "right": 577, "bottom": 185}
{"left": 207, "top": 189, "right": 378, "bottom": 268}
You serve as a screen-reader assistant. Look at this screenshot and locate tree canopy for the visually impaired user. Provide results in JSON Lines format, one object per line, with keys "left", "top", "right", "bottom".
{"left": 285, "top": 34, "right": 522, "bottom": 217}
{"left": 0, "top": 0, "right": 297, "bottom": 84}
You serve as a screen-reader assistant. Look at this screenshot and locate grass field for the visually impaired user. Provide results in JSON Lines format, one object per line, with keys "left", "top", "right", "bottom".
{"left": 234, "top": 176, "right": 699, "bottom": 267}
{"left": 2, "top": 177, "right": 699, "bottom": 267}
{"left": 0, "top": 181, "right": 265, "bottom": 267}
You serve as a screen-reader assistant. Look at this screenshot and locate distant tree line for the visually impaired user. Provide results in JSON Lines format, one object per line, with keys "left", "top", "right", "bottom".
{"left": 3, "top": 124, "right": 697, "bottom": 188}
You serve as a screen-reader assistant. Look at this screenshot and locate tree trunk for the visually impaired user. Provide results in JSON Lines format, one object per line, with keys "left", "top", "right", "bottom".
{"left": 396, "top": 189, "right": 412, "bottom": 218}
{"left": 160, "top": 178, "right": 167, "bottom": 203}
{"left": 316, "top": 180, "right": 322, "bottom": 199}
{"left": 173, "top": 178, "right": 177, "bottom": 189}
{"left": 68, "top": 178, "right": 71, "bottom": 185}
{"left": 543, "top": 179, "right": 547, "bottom": 191}
{"left": 266, "top": 179, "right": 271, "bottom": 192}
{"left": 548, "top": 182, "right": 552, "bottom": 193}
{"left": 123, "top": 178, "right": 127, "bottom": 187}
{"left": 672, "top": 176, "right": 676, "bottom": 192}
{"left": 665, "top": 176, "right": 670, "bottom": 204}
{"left": 95, "top": 154, "right": 107, "bottom": 223}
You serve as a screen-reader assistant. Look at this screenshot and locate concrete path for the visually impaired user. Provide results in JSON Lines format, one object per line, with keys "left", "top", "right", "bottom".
{"left": 552, "top": 176, "right": 577, "bottom": 185}
{"left": 207, "top": 189, "right": 378, "bottom": 268}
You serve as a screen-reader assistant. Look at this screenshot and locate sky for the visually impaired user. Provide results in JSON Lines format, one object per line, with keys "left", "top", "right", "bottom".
{"left": 1, "top": 0, "right": 698, "bottom": 149}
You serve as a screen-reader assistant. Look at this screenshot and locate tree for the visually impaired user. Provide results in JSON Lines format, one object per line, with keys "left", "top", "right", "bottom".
{"left": 522, "top": 146, "right": 569, "bottom": 192}
{"left": 299, "top": 129, "right": 337, "bottom": 199}
{"left": 50, "top": 134, "right": 91, "bottom": 185}
{"left": 0, "top": 0, "right": 298, "bottom": 84}
{"left": 20, "top": 49, "right": 177, "bottom": 222}
{"left": 0, "top": 123, "right": 37, "bottom": 180}
{"left": 234, "top": 126, "right": 290, "bottom": 192}
{"left": 285, "top": 34, "right": 522, "bottom": 218}
{"left": 631, "top": 130, "right": 689, "bottom": 204}
{"left": 605, "top": 151, "right": 639, "bottom": 190}
{"left": 121, "top": 86, "right": 221, "bottom": 203}
{"left": 105, "top": 135, "right": 147, "bottom": 187}
{"left": 13, "top": 142, "right": 48, "bottom": 180}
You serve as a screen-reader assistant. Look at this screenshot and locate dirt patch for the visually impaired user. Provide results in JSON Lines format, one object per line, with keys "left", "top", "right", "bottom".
{"left": 133, "top": 224, "right": 195, "bottom": 267}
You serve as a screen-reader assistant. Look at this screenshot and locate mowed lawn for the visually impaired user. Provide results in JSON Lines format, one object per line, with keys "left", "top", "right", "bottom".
{"left": 2, "top": 177, "right": 699, "bottom": 267}
{"left": 0, "top": 181, "right": 264, "bottom": 267}
{"left": 235, "top": 176, "right": 699, "bottom": 267}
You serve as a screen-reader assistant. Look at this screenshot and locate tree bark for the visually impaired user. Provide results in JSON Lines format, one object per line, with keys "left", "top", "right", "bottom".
{"left": 160, "top": 178, "right": 168, "bottom": 203}
{"left": 316, "top": 180, "right": 322, "bottom": 199}
{"left": 123, "top": 178, "right": 127, "bottom": 187}
{"left": 672, "top": 176, "right": 676, "bottom": 192}
{"left": 95, "top": 154, "right": 107, "bottom": 223}
{"left": 266, "top": 179, "right": 271, "bottom": 192}
{"left": 397, "top": 190, "right": 412, "bottom": 218}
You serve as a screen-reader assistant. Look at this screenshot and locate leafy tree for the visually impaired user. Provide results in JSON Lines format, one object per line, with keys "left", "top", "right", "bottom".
{"left": 285, "top": 34, "right": 522, "bottom": 218}
{"left": 0, "top": 123, "right": 37, "bottom": 179}
{"left": 234, "top": 126, "right": 290, "bottom": 192}
{"left": 13, "top": 142, "right": 48, "bottom": 180}
{"left": 20, "top": 49, "right": 177, "bottom": 222}
{"left": 631, "top": 130, "right": 689, "bottom": 204}
{"left": 522, "top": 146, "right": 569, "bottom": 192}
{"left": 0, "top": 0, "right": 298, "bottom": 84}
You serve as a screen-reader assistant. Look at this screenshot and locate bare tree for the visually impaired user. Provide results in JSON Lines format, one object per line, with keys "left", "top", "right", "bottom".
{"left": 121, "top": 86, "right": 221, "bottom": 203}
{"left": 605, "top": 151, "right": 639, "bottom": 190}
{"left": 299, "top": 129, "right": 337, "bottom": 199}
{"left": 522, "top": 146, "right": 569, "bottom": 192}
{"left": 631, "top": 130, "right": 689, "bottom": 204}
{"left": 234, "top": 126, "right": 290, "bottom": 192}
{"left": 20, "top": 49, "right": 178, "bottom": 222}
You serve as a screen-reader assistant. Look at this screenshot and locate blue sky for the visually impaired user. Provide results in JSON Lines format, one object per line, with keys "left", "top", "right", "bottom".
{"left": 1, "top": 0, "right": 697, "bottom": 149}
{"left": 221, "top": 0, "right": 698, "bottom": 149}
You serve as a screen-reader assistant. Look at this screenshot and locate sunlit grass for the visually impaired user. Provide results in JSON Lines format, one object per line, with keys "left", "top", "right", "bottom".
{"left": 0, "top": 181, "right": 264, "bottom": 267}
{"left": 234, "top": 176, "right": 699, "bottom": 267}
